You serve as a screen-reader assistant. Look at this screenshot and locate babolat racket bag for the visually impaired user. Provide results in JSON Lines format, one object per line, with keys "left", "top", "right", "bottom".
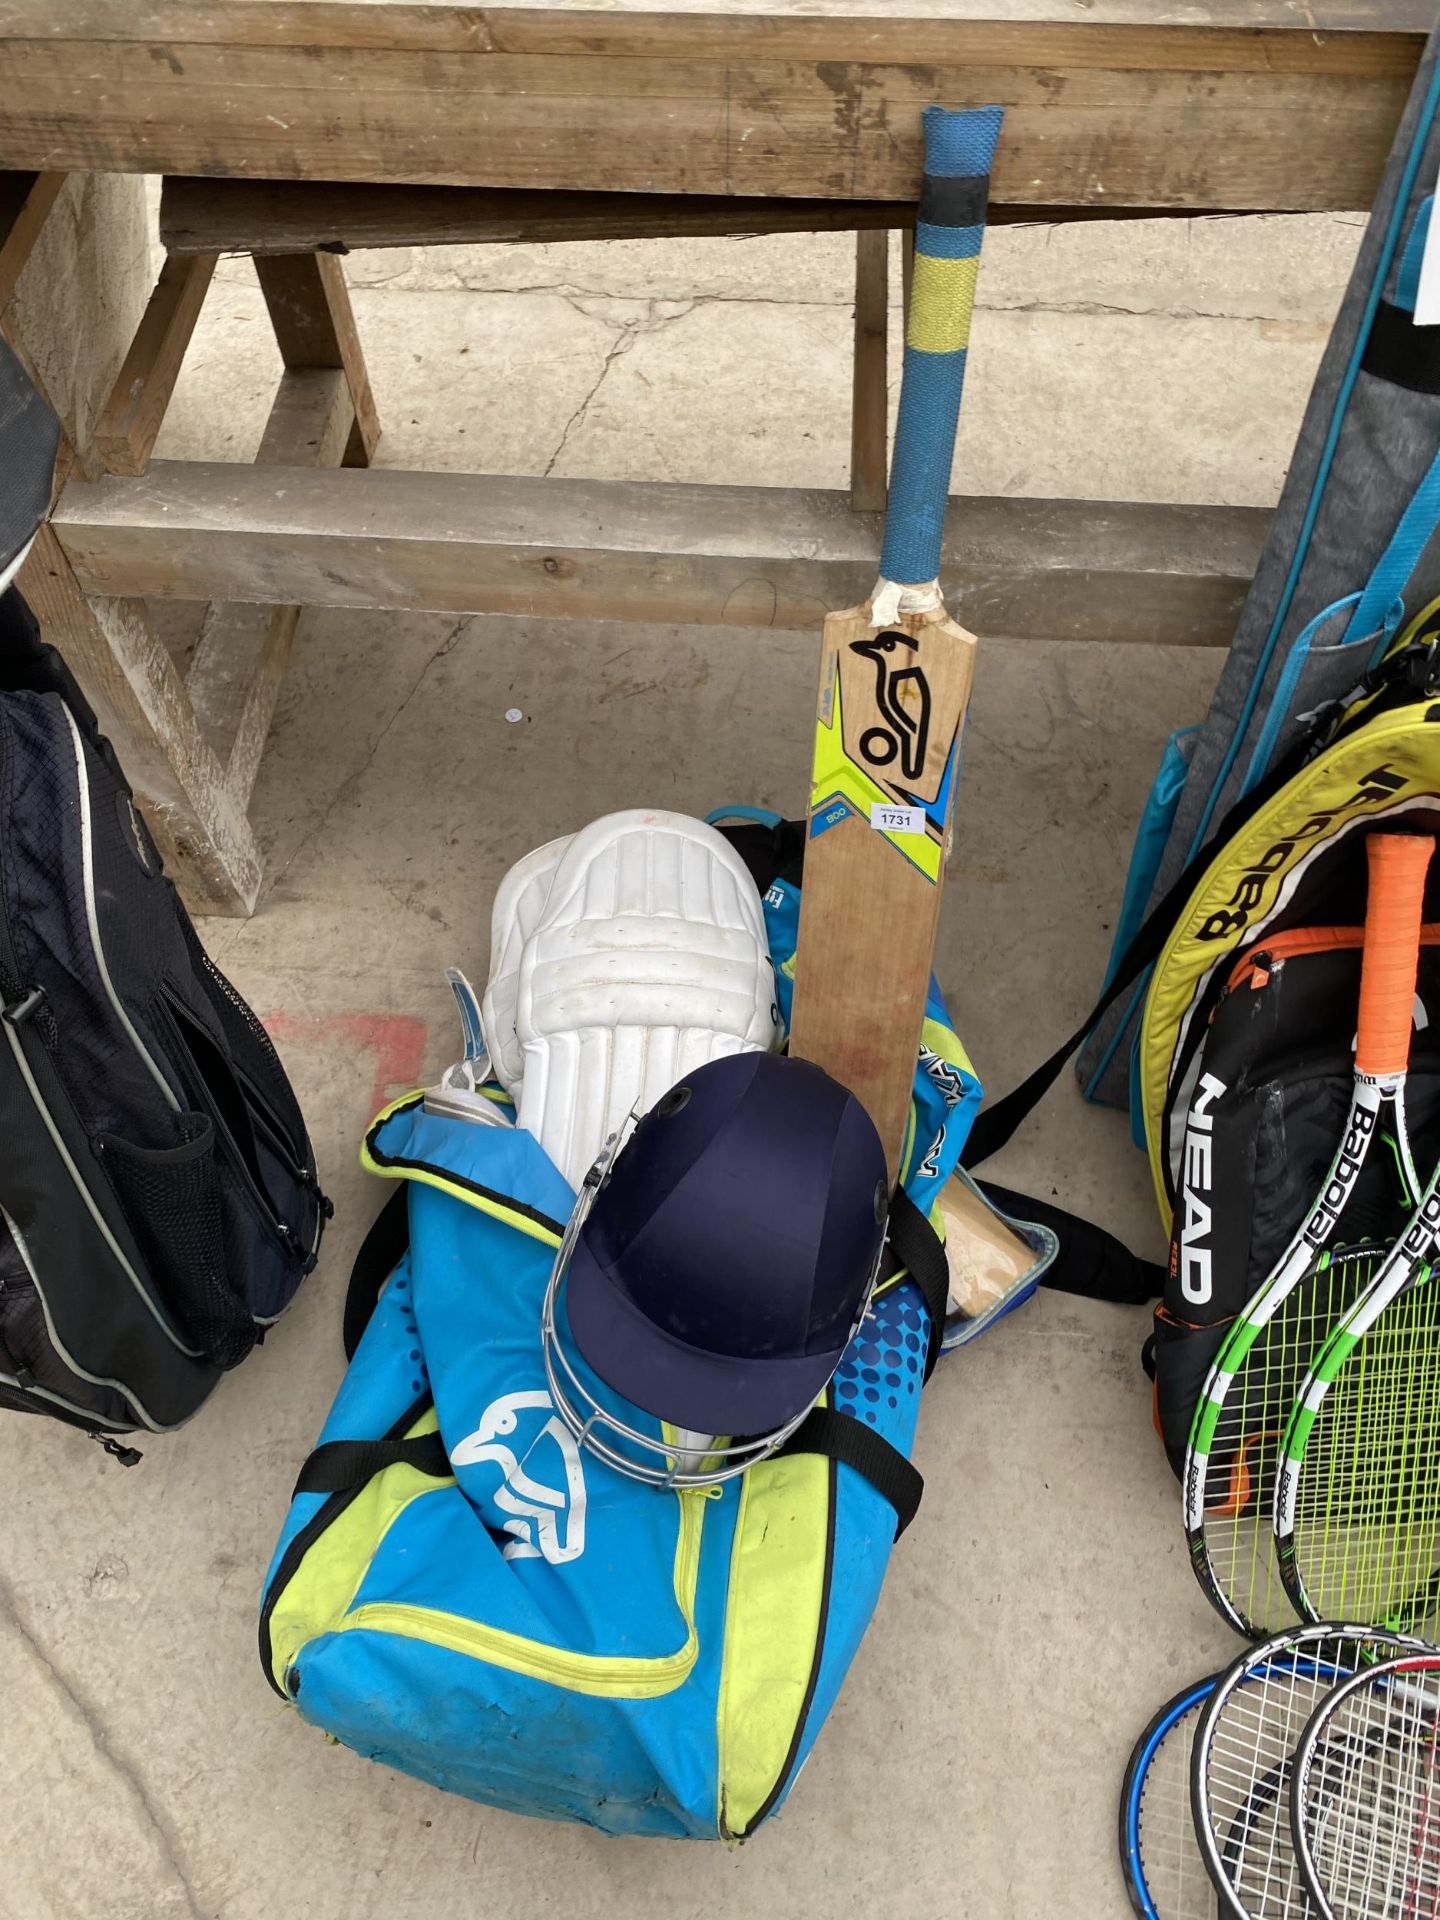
{"left": 261, "top": 807, "right": 989, "bottom": 1841}
{"left": 965, "top": 611, "right": 1440, "bottom": 1468}
{"left": 0, "top": 588, "right": 328, "bottom": 1449}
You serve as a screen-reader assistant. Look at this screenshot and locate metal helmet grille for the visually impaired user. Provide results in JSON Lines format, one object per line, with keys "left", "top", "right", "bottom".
{"left": 538, "top": 1125, "right": 881, "bottom": 1490}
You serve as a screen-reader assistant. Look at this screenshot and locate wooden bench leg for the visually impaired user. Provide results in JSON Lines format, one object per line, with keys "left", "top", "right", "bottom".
{"left": 849, "top": 229, "right": 888, "bottom": 514}
{"left": 93, "top": 251, "right": 217, "bottom": 476}
{"left": 186, "top": 366, "right": 355, "bottom": 809}
{"left": 19, "top": 524, "right": 263, "bottom": 914}
{"left": 254, "top": 253, "right": 380, "bottom": 467}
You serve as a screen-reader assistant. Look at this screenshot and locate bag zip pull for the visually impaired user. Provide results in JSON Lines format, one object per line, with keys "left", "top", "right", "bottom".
{"left": 88, "top": 1431, "right": 143, "bottom": 1467}
{"left": 2, "top": 984, "right": 45, "bottom": 1025}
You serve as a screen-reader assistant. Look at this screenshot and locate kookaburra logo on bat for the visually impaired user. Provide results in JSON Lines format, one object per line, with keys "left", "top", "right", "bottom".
{"left": 850, "top": 632, "right": 932, "bottom": 782}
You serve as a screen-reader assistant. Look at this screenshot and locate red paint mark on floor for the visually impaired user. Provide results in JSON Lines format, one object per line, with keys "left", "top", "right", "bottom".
{"left": 262, "top": 1012, "right": 430, "bottom": 1118}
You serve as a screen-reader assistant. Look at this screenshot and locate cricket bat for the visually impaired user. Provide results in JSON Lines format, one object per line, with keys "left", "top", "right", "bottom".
{"left": 789, "top": 104, "right": 1004, "bottom": 1185}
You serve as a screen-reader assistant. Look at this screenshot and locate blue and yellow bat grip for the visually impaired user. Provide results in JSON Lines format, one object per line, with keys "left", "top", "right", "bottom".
{"left": 878, "top": 104, "right": 1003, "bottom": 589}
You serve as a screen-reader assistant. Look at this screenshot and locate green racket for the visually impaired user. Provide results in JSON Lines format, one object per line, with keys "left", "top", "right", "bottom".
{"left": 1274, "top": 1209, "right": 1440, "bottom": 1634}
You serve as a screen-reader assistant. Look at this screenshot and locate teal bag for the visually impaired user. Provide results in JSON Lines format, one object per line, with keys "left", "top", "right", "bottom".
{"left": 258, "top": 830, "right": 994, "bottom": 1838}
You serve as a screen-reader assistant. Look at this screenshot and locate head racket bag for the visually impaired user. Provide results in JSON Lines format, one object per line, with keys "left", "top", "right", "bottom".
{"left": 260, "top": 1089, "right": 950, "bottom": 1842}
{"left": 0, "top": 589, "right": 328, "bottom": 1451}
{"left": 965, "top": 630, "right": 1440, "bottom": 1468}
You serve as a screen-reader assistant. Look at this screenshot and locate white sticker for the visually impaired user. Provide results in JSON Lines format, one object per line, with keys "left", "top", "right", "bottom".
{"left": 870, "top": 802, "right": 925, "bottom": 836}
{"left": 1416, "top": 178, "right": 1440, "bottom": 326}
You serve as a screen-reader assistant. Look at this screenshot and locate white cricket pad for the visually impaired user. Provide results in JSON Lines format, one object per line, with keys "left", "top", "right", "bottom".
{"left": 481, "top": 810, "right": 782, "bottom": 1188}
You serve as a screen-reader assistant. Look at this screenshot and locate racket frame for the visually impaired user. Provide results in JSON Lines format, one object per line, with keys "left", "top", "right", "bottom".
{"left": 1287, "top": 1650, "right": 1440, "bottom": 1920}
{"left": 1190, "top": 1623, "right": 1425, "bottom": 1920}
{"left": 1120, "top": 1673, "right": 1220, "bottom": 1920}
{"left": 1273, "top": 1182, "right": 1440, "bottom": 1631}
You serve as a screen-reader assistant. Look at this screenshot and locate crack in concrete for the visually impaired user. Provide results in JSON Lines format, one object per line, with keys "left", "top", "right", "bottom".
{"left": 261, "top": 616, "right": 472, "bottom": 901}
{"left": 975, "top": 295, "right": 1324, "bottom": 324}
{"left": 0, "top": 1567, "right": 206, "bottom": 1920}
{"left": 347, "top": 275, "right": 1333, "bottom": 331}
{"left": 542, "top": 301, "right": 696, "bottom": 478}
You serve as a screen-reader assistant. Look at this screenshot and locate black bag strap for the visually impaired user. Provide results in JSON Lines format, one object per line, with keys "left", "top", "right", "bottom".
{"left": 959, "top": 670, "right": 1404, "bottom": 1173}
{"left": 782, "top": 1405, "right": 924, "bottom": 1539}
{"left": 293, "top": 1430, "right": 449, "bottom": 1498}
{"left": 977, "top": 1181, "right": 1165, "bottom": 1305}
{"left": 344, "top": 1187, "right": 411, "bottom": 1360}
{"left": 886, "top": 1186, "right": 948, "bottom": 1381}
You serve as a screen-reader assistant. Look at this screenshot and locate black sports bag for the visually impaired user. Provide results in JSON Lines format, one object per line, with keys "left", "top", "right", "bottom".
{"left": 0, "top": 589, "right": 329, "bottom": 1450}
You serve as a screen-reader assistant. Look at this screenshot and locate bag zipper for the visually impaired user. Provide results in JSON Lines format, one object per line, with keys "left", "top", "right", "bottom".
{"left": 60, "top": 704, "right": 181, "bottom": 1112}
{"left": 153, "top": 991, "right": 310, "bottom": 1276}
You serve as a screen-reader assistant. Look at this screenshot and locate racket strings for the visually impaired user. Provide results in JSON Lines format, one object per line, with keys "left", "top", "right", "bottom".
{"left": 1199, "top": 1657, "right": 1340, "bottom": 1916}
{"left": 1195, "top": 1631, "right": 1414, "bottom": 1920}
{"left": 1204, "top": 1257, "right": 1378, "bottom": 1632}
{"left": 1290, "top": 1274, "right": 1440, "bottom": 1632}
{"left": 1295, "top": 1663, "right": 1440, "bottom": 1919}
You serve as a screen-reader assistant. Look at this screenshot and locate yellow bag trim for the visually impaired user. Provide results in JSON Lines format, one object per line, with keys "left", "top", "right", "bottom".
{"left": 330, "top": 1487, "right": 708, "bottom": 1699}
{"left": 716, "top": 1442, "right": 831, "bottom": 1838}
{"left": 266, "top": 1405, "right": 449, "bottom": 1691}
{"left": 360, "top": 1098, "right": 564, "bottom": 1253}
{"left": 1140, "top": 707, "right": 1440, "bottom": 1223}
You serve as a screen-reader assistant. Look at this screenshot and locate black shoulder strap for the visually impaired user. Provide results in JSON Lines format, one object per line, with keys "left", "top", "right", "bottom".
{"left": 344, "top": 1187, "right": 411, "bottom": 1360}
{"left": 294, "top": 1430, "right": 449, "bottom": 1498}
{"left": 782, "top": 1405, "right": 924, "bottom": 1539}
{"left": 886, "top": 1186, "right": 948, "bottom": 1381}
{"left": 960, "top": 697, "right": 1347, "bottom": 1171}
{"left": 977, "top": 1181, "right": 1165, "bottom": 1305}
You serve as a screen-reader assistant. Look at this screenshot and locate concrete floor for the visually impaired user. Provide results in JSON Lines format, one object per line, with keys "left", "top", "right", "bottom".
{"left": 4, "top": 210, "right": 1365, "bottom": 1918}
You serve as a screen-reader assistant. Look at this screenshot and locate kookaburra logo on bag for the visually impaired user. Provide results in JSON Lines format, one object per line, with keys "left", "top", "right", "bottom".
{"left": 451, "top": 1390, "right": 588, "bottom": 1565}
{"left": 1175, "top": 1073, "right": 1227, "bottom": 1304}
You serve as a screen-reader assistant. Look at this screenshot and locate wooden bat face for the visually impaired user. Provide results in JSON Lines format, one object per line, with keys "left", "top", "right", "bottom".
{"left": 792, "top": 595, "right": 976, "bottom": 1178}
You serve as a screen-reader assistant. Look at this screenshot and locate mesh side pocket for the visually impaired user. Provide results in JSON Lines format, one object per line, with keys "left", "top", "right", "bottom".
{"left": 97, "top": 1114, "right": 256, "bottom": 1370}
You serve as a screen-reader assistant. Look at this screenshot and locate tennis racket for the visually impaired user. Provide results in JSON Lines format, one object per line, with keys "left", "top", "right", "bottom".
{"left": 1191, "top": 1624, "right": 1424, "bottom": 1919}
{"left": 1274, "top": 1215, "right": 1440, "bottom": 1634}
{"left": 1120, "top": 1674, "right": 1222, "bottom": 1920}
{"left": 1184, "top": 832, "right": 1433, "bottom": 1636}
{"left": 1289, "top": 1651, "right": 1440, "bottom": 1919}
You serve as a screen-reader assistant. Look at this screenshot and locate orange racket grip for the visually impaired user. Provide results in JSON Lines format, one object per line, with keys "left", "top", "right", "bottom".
{"left": 1355, "top": 833, "right": 1435, "bottom": 1079}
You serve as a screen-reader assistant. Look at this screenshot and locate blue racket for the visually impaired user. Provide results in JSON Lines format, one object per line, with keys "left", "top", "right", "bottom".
{"left": 1121, "top": 1673, "right": 1222, "bottom": 1919}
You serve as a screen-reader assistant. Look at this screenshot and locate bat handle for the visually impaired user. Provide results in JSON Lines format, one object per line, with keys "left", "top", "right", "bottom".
{"left": 878, "top": 104, "right": 1003, "bottom": 593}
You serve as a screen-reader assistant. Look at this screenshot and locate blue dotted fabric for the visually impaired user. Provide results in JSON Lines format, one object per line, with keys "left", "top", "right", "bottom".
{"left": 831, "top": 1286, "right": 927, "bottom": 1429}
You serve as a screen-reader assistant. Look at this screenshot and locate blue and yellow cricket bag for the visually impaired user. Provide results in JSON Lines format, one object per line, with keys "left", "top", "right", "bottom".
{"left": 259, "top": 813, "right": 1037, "bottom": 1841}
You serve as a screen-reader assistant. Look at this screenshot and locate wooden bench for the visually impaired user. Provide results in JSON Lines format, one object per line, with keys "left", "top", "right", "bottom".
{"left": 0, "top": 0, "right": 1429, "bottom": 913}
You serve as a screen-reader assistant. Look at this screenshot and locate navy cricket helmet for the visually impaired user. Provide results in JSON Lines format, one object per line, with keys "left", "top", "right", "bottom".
{"left": 540, "top": 1051, "right": 889, "bottom": 1486}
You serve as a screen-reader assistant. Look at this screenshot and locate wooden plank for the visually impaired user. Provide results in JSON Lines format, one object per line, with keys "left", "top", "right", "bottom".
{"left": 158, "top": 177, "right": 1193, "bottom": 256}
{"left": 17, "top": 523, "right": 262, "bottom": 915}
{"left": 253, "top": 253, "right": 379, "bottom": 466}
{"left": 52, "top": 462, "right": 1268, "bottom": 650}
{"left": 92, "top": 251, "right": 216, "bottom": 477}
{"left": 162, "top": 179, "right": 908, "bottom": 253}
{"left": 849, "top": 229, "right": 888, "bottom": 515}
{"left": 186, "top": 367, "right": 354, "bottom": 806}
{"left": 0, "top": 169, "right": 63, "bottom": 309}
{"left": 0, "top": 7, "right": 1422, "bottom": 209}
